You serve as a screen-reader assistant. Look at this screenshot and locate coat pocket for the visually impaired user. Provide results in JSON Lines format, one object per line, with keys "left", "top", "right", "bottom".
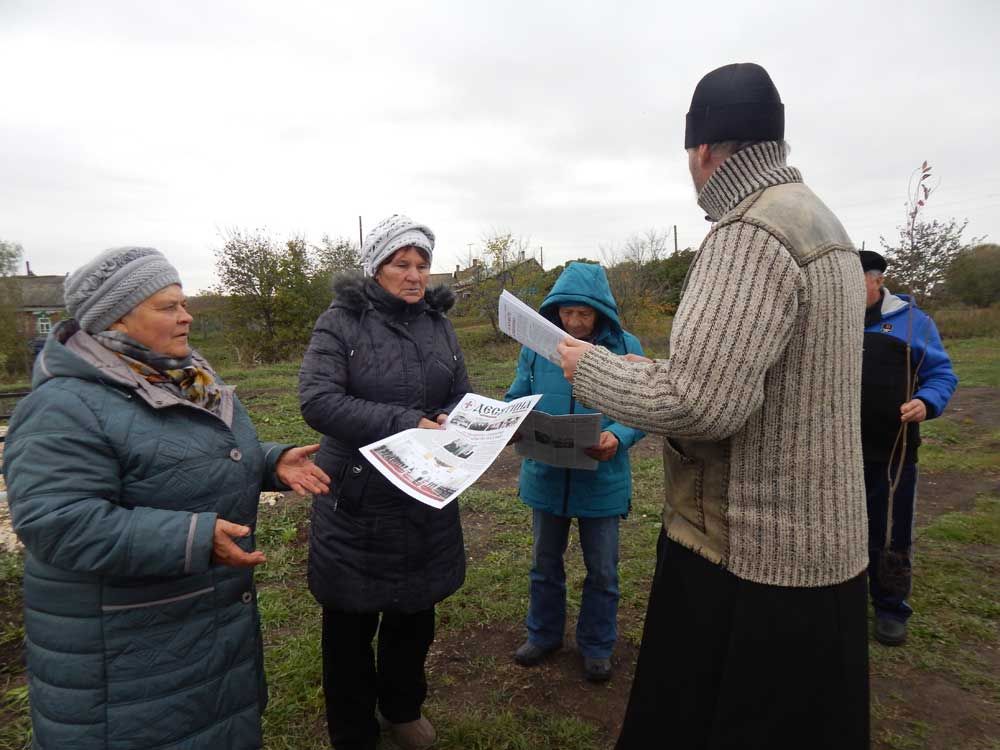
{"left": 101, "top": 581, "right": 217, "bottom": 683}
{"left": 662, "top": 438, "right": 706, "bottom": 533}
{"left": 334, "top": 460, "right": 372, "bottom": 511}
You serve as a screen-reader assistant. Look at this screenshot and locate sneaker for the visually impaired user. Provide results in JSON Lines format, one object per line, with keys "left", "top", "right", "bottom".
{"left": 583, "top": 656, "right": 612, "bottom": 682}
{"left": 874, "top": 617, "right": 907, "bottom": 646}
{"left": 387, "top": 715, "right": 436, "bottom": 750}
{"left": 513, "top": 640, "right": 561, "bottom": 666}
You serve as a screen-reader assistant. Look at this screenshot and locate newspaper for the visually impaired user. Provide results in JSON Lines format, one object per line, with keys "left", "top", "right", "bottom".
{"left": 498, "top": 289, "right": 576, "bottom": 365}
{"left": 360, "top": 393, "right": 542, "bottom": 509}
{"left": 515, "top": 410, "right": 602, "bottom": 470}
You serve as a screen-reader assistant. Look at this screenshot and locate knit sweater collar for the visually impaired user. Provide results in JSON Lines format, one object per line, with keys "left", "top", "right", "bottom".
{"left": 697, "top": 141, "right": 803, "bottom": 221}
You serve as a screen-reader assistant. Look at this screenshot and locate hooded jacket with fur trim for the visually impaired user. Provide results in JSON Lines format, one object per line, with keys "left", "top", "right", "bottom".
{"left": 299, "top": 275, "right": 470, "bottom": 612}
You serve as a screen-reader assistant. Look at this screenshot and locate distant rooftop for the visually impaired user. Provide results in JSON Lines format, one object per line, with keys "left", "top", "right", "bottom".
{"left": 12, "top": 275, "right": 65, "bottom": 309}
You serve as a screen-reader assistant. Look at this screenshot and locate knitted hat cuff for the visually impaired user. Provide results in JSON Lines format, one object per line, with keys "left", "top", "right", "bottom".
{"left": 64, "top": 247, "right": 181, "bottom": 333}
{"left": 82, "top": 266, "right": 182, "bottom": 333}
{"left": 372, "top": 230, "right": 433, "bottom": 273}
{"left": 361, "top": 215, "right": 435, "bottom": 277}
{"left": 684, "top": 101, "right": 785, "bottom": 149}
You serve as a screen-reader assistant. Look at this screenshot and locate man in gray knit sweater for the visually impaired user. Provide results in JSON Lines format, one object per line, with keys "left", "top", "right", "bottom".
{"left": 558, "top": 63, "right": 869, "bottom": 749}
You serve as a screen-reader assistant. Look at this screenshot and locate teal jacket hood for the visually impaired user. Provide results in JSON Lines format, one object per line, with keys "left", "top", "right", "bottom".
{"left": 539, "top": 263, "right": 622, "bottom": 341}
{"left": 32, "top": 320, "right": 110, "bottom": 389}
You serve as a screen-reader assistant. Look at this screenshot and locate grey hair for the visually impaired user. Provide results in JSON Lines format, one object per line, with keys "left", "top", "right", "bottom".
{"left": 703, "top": 139, "right": 792, "bottom": 159}
{"left": 865, "top": 269, "right": 884, "bottom": 283}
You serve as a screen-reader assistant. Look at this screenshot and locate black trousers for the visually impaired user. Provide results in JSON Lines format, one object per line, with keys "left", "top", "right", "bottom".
{"left": 616, "top": 533, "right": 869, "bottom": 750}
{"left": 321, "top": 607, "right": 435, "bottom": 750}
{"left": 865, "top": 460, "right": 917, "bottom": 622}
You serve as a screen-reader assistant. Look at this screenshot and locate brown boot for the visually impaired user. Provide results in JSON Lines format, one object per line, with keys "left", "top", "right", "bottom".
{"left": 388, "top": 715, "right": 436, "bottom": 750}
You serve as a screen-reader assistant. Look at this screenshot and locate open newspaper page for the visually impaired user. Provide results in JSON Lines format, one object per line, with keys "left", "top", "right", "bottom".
{"left": 359, "top": 393, "right": 541, "bottom": 509}
{"left": 515, "top": 410, "right": 602, "bottom": 470}
{"left": 498, "top": 289, "right": 577, "bottom": 365}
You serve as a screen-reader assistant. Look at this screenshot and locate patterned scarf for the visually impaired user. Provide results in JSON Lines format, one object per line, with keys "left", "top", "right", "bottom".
{"left": 95, "top": 330, "right": 222, "bottom": 414}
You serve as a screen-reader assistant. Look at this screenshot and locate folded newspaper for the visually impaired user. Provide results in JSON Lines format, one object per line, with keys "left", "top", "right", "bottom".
{"left": 498, "top": 289, "right": 577, "bottom": 365}
{"left": 360, "top": 393, "right": 541, "bottom": 509}
{"left": 515, "top": 410, "right": 602, "bottom": 470}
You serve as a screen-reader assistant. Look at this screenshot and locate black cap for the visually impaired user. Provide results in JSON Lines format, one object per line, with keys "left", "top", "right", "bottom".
{"left": 685, "top": 63, "right": 784, "bottom": 149}
{"left": 859, "top": 250, "right": 887, "bottom": 273}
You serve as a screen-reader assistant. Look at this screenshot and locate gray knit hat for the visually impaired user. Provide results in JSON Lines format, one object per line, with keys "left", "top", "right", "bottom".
{"left": 64, "top": 247, "right": 182, "bottom": 333}
{"left": 361, "top": 214, "right": 435, "bottom": 277}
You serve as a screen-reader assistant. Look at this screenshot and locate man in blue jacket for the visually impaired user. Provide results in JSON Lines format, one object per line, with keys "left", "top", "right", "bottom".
{"left": 505, "top": 262, "right": 645, "bottom": 682}
{"left": 860, "top": 250, "right": 958, "bottom": 646}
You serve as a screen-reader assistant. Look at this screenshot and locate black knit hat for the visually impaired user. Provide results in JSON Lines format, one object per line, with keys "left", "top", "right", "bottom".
{"left": 685, "top": 63, "right": 784, "bottom": 149}
{"left": 859, "top": 250, "right": 887, "bottom": 273}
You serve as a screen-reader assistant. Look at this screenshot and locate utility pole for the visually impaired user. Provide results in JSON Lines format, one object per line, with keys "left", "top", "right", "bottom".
{"left": 358, "top": 216, "right": 363, "bottom": 249}
{"left": 539, "top": 246, "right": 544, "bottom": 270}
{"left": 673, "top": 225, "right": 678, "bottom": 254}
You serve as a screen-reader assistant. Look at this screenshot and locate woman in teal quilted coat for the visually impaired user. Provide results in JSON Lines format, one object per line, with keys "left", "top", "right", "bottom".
{"left": 2, "top": 247, "right": 330, "bottom": 750}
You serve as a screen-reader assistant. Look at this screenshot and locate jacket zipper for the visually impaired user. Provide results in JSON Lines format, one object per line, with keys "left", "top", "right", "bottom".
{"left": 562, "top": 391, "right": 575, "bottom": 516}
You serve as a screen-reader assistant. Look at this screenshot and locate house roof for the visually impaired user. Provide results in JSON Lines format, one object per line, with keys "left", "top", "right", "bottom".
{"left": 452, "top": 257, "right": 542, "bottom": 290}
{"left": 12, "top": 275, "right": 65, "bottom": 309}
{"left": 428, "top": 272, "right": 455, "bottom": 287}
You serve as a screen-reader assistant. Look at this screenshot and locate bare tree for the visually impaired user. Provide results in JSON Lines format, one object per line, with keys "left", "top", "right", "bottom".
{"left": 460, "top": 230, "right": 540, "bottom": 337}
{"left": 600, "top": 228, "right": 671, "bottom": 326}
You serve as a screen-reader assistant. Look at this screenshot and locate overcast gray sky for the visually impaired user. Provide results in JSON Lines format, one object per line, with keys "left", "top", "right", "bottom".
{"left": 3, "top": 0, "right": 998, "bottom": 293}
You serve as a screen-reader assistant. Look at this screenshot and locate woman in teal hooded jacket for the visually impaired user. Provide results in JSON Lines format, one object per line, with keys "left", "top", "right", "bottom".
{"left": 505, "top": 262, "right": 644, "bottom": 682}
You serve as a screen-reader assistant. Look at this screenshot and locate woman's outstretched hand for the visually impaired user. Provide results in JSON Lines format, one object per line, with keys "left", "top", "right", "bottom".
{"left": 276, "top": 444, "right": 332, "bottom": 496}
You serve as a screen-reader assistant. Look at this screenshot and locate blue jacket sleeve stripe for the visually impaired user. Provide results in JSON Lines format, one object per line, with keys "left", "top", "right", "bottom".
{"left": 912, "top": 312, "right": 958, "bottom": 419}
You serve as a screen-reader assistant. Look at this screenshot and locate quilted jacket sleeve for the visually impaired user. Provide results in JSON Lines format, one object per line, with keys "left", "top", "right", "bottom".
{"left": 3, "top": 386, "right": 217, "bottom": 577}
{"left": 442, "top": 318, "right": 471, "bottom": 414}
{"left": 260, "top": 441, "right": 295, "bottom": 491}
{"left": 299, "top": 308, "right": 426, "bottom": 446}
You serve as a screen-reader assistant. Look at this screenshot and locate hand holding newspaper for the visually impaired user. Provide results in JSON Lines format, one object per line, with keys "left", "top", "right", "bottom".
{"left": 515, "top": 410, "right": 602, "bottom": 470}
{"left": 360, "top": 393, "right": 541, "bottom": 509}
{"left": 498, "top": 289, "right": 577, "bottom": 365}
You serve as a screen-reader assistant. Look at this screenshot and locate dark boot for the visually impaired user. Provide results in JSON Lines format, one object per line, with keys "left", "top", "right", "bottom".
{"left": 874, "top": 617, "right": 907, "bottom": 646}
{"left": 513, "top": 640, "right": 561, "bottom": 666}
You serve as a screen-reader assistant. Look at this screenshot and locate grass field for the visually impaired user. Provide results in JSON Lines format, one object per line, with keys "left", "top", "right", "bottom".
{"left": 0, "top": 325, "right": 997, "bottom": 749}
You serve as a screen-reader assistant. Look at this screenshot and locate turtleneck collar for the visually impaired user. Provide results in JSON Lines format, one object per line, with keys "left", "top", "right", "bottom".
{"left": 364, "top": 277, "right": 428, "bottom": 319}
{"left": 697, "top": 141, "right": 803, "bottom": 222}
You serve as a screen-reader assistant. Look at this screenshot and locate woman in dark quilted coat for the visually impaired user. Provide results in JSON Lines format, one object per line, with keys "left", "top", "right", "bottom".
{"left": 299, "top": 215, "right": 470, "bottom": 750}
{"left": 3, "top": 247, "right": 330, "bottom": 750}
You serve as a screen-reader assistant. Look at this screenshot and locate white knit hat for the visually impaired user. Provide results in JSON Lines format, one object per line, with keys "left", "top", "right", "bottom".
{"left": 361, "top": 214, "right": 435, "bottom": 277}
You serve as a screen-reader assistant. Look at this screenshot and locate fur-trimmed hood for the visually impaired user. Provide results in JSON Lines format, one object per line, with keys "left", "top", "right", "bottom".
{"left": 330, "top": 273, "right": 455, "bottom": 315}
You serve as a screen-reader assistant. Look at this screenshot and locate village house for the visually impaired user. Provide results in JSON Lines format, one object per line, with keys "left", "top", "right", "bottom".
{"left": 10, "top": 263, "right": 66, "bottom": 349}
{"left": 428, "top": 254, "right": 543, "bottom": 298}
